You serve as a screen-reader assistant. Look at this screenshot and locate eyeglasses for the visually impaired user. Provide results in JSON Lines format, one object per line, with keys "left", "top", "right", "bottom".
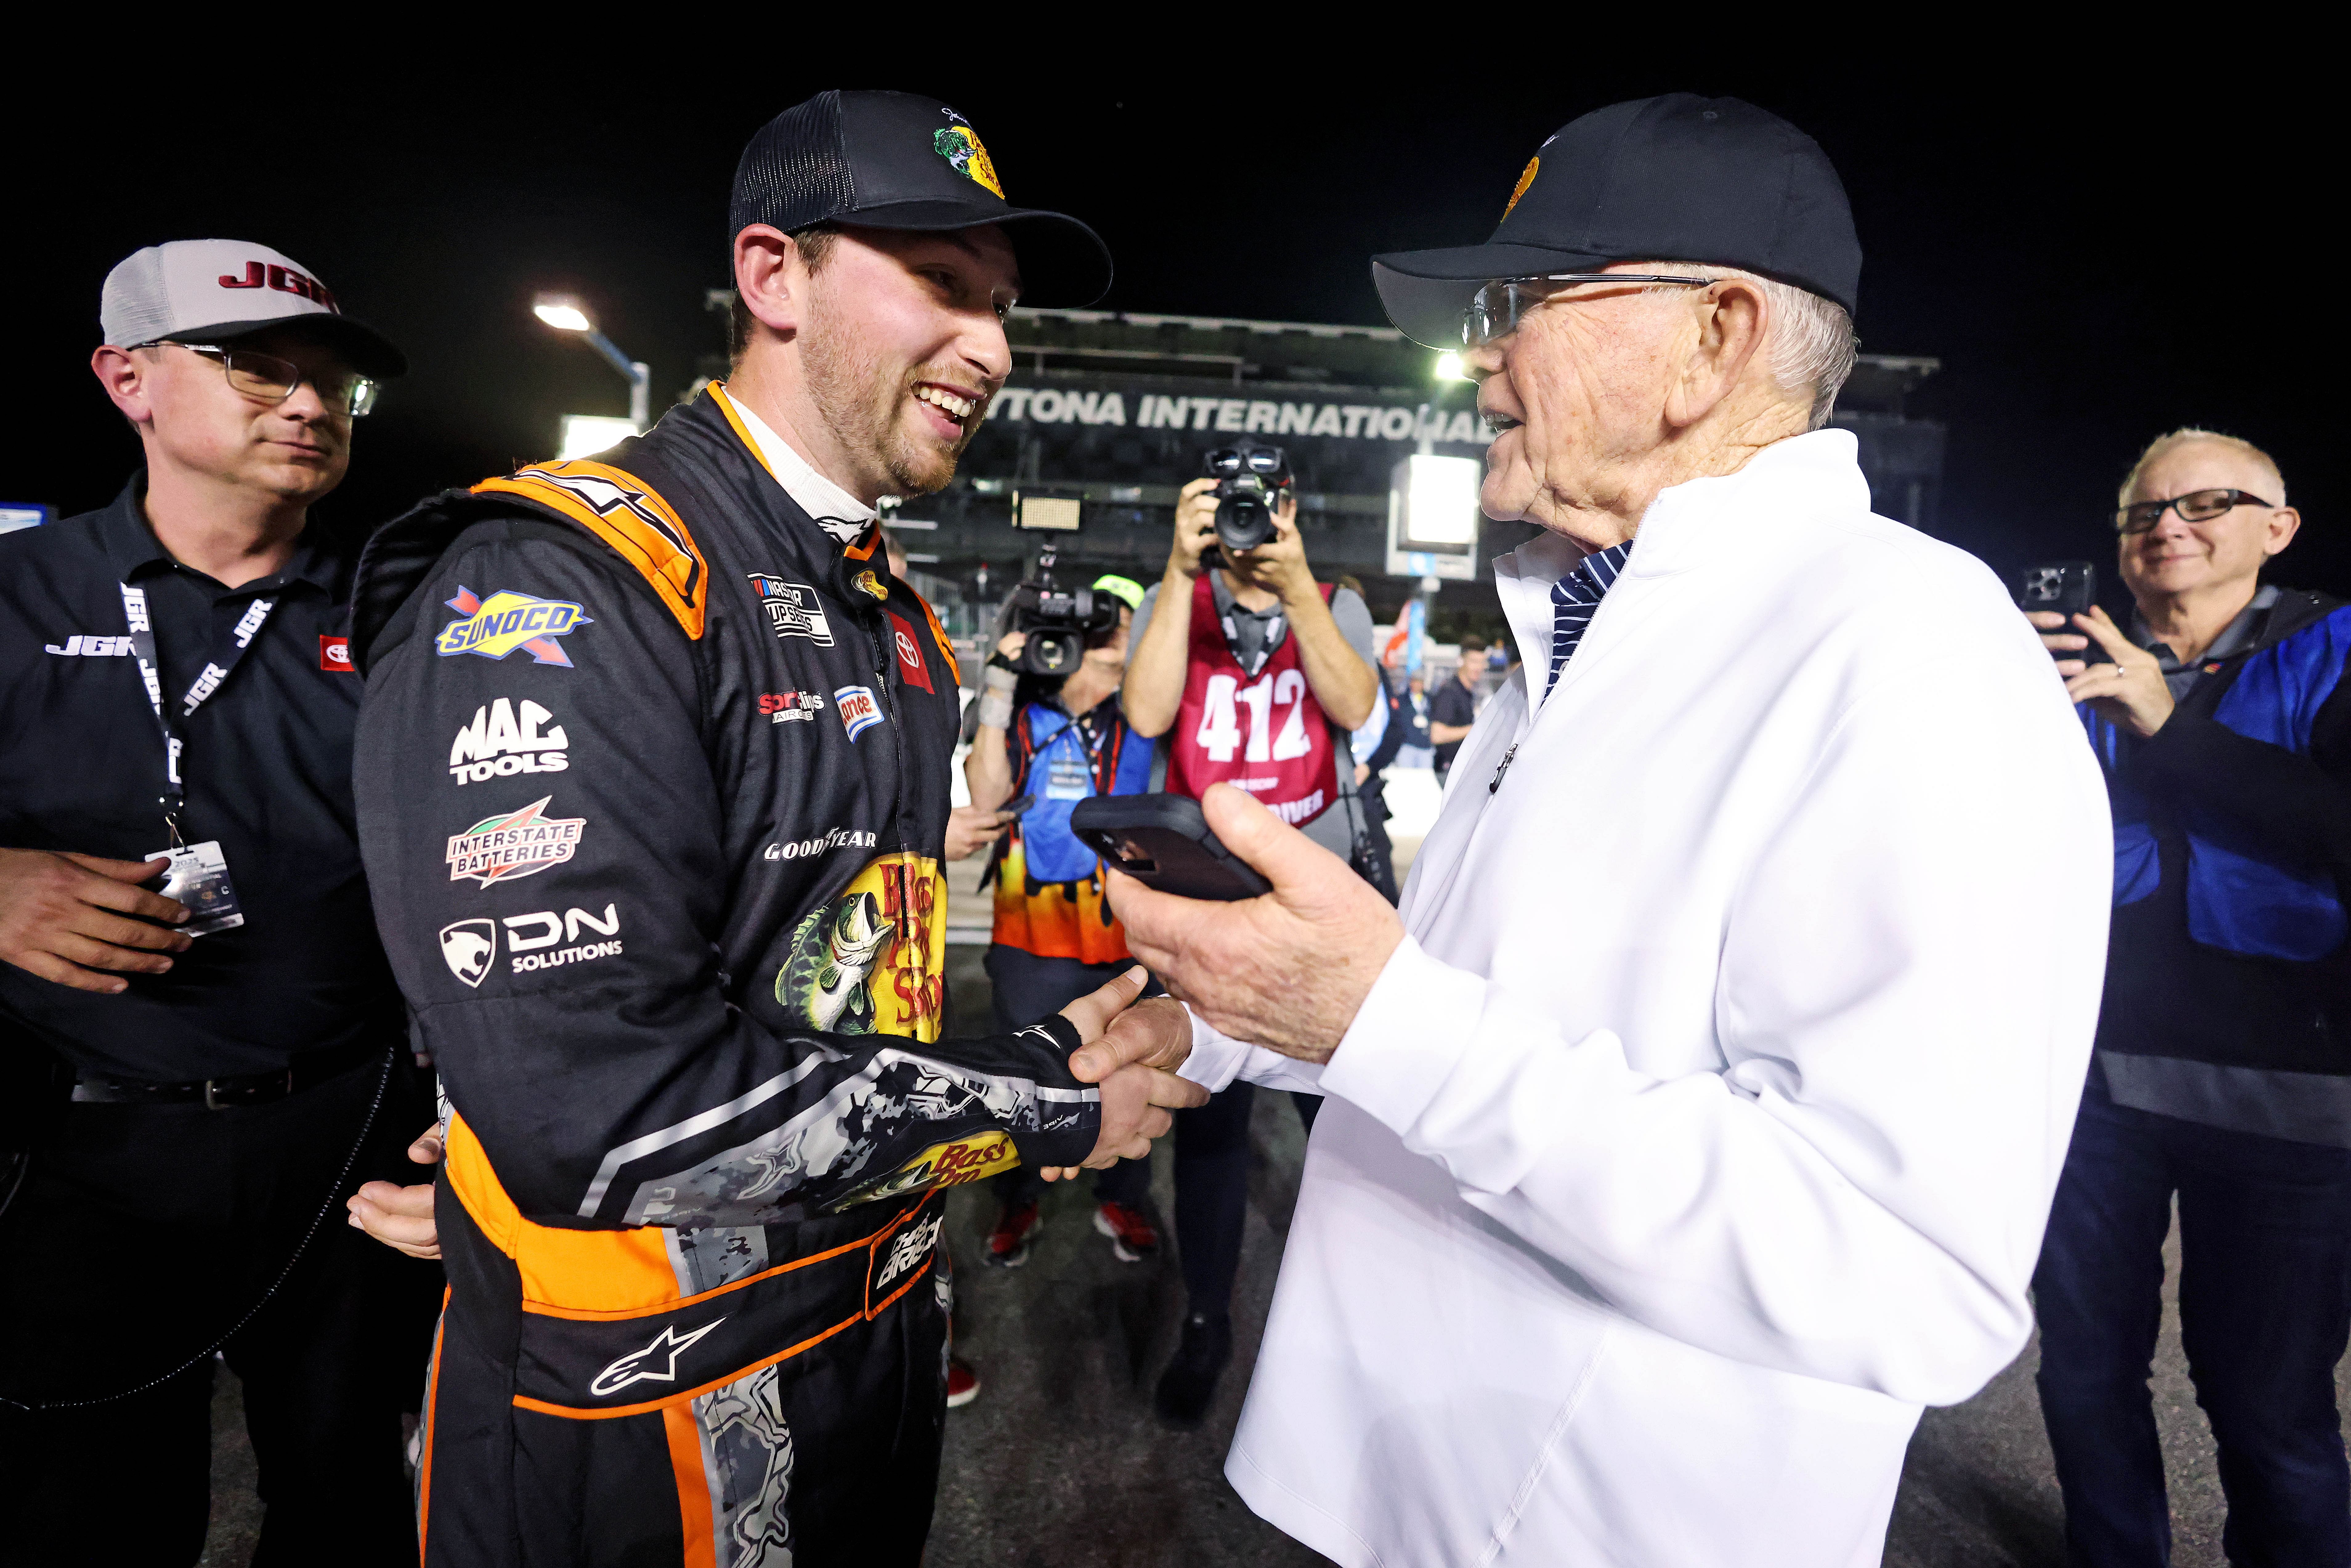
{"left": 1462, "top": 273, "right": 1717, "bottom": 349}
{"left": 2115, "top": 488, "right": 2275, "bottom": 535}
{"left": 152, "top": 341, "right": 379, "bottom": 417}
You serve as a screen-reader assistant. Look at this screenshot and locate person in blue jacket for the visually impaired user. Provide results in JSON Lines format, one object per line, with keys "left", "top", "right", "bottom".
{"left": 2030, "top": 428, "right": 2351, "bottom": 1567}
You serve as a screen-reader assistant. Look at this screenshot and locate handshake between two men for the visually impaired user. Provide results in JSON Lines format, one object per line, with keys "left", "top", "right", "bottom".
{"left": 350, "top": 784, "right": 1383, "bottom": 1260}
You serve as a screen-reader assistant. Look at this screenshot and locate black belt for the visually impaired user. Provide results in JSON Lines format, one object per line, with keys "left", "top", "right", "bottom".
{"left": 71, "top": 1040, "right": 388, "bottom": 1109}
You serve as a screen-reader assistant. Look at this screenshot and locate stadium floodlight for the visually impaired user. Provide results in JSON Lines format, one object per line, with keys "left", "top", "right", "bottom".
{"left": 1386, "top": 453, "right": 1482, "bottom": 582}
{"left": 1434, "top": 352, "right": 1467, "bottom": 381}
{"left": 531, "top": 292, "right": 651, "bottom": 435}
{"left": 557, "top": 415, "right": 643, "bottom": 462}
{"left": 533, "top": 294, "right": 594, "bottom": 332}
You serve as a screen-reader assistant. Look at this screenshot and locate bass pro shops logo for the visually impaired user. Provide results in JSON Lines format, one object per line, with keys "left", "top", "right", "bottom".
{"left": 435, "top": 587, "right": 592, "bottom": 666}
{"left": 444, "top": 796, "right": 586, "bottom": 886}
{"left": 590, "top": 1318, "right": 726, "bottom": 1398}
{"left": 449, "top": 698, "right": 569, "bottom": 784}
{"left": 932, "top": 107, "right": 1003, "bottom": 198}
{"left": 872, "top": 1209, "right": 944, "bottom": 1297}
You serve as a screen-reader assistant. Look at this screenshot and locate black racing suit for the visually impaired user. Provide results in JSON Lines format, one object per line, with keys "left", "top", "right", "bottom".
{"left": 349, "top": 385, "right": 1101, "bottom": 1567}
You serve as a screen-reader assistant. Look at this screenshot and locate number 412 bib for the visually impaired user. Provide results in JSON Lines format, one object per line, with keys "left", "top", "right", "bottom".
{"left": 1166, "top": 574, "right": 1339, "bottom": 828}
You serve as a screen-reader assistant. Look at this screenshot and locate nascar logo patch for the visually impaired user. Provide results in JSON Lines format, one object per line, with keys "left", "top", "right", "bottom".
{"left": 436, "top": 587, "right": 593, "bottom": 666}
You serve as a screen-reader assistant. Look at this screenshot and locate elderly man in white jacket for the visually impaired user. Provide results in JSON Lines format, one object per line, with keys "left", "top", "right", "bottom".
{"left": 1075, "top": 94, "right": 2111, "bottom": 1567}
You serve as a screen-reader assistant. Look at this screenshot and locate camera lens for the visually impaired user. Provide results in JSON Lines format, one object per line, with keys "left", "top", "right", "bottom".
{"left": 1021, "top": 629, "right": 1083, "bottom": 676}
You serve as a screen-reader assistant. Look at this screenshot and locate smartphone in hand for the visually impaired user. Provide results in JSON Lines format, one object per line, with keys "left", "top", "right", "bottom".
{"left": 2012, "top": 561, "right": 2110, "bottom": 666}
{"left": 1071, "top": 794, "right": 1271, "bottom": 902}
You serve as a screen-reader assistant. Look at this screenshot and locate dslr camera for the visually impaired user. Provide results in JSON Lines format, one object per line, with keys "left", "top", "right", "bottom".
{"left": 1206, "top": 444, "right": 1293, "bottom": 554}
{"left": 1006, "top": 540, "right": 1118, "bottom": 677}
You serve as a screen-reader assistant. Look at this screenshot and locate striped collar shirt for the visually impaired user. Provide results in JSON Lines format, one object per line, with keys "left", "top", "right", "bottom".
{"left": 1546, "top": 541, "right": 1634, "bottom": 698}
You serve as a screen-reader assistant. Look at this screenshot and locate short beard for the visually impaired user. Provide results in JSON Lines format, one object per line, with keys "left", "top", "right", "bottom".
{"left": 799, "top": 310, "right": 966, "bottom": 498}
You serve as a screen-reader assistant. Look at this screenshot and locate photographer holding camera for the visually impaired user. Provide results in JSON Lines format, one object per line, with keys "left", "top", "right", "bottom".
{"left": 964, "top": 571, "right": 1163, "bottom": 1278}
{"left": 1121, "top": 447, "right": 1380, "bottom": 1422}
{"left": 2027, "top": 429, "right": 2351, "bottom": 1565}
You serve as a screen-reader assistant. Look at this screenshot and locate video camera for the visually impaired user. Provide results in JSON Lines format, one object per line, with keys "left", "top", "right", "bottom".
{"left": 1006, "top": 539, "right": 1118, "bottom": 677}
{"left": 1206, "top": 444, "right": 1293, "bottom": 554}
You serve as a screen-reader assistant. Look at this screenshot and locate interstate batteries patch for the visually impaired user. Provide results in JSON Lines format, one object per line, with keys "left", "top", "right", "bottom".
{"left": 436, "top": 586, "right": 592, "bottom": 666}
{"left": 446, "top": 795, "right": 587, "bottom": 886}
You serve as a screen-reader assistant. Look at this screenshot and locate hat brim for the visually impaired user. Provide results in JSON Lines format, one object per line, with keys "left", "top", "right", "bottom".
{"left": 837, "top": 198, "right": 1114, "bottom": 310}
{"left": 1371, "top": 241, "right": 1618, "bottom": 350}
{"left": 182, "top": 314, "right": 409, "bottom": 380}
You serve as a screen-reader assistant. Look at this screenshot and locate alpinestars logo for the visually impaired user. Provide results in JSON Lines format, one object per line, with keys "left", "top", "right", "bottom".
{"left": 450, "top": 698, "right": 570, "bottom": 784}
{"left": 747, "top": 575, "right": 833, "bottom": 646}
{"left": 445, "top": 796, "right": 586, "bottom": 886}
{"left": 874, "top": 1211, "right": 944, "bottom": 1295}
{"left": 590, "top": 1318, "right": 726, "bottom": 1397}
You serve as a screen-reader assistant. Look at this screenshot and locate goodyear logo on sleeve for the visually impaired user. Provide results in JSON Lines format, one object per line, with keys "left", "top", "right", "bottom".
{"left": 436, "top": 586, "right": 593, "bottom": 667}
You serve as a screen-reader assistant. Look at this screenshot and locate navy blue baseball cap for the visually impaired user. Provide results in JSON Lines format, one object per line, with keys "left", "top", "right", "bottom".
{"left": 730, "top": 90, "right": 1113, "bottom": 308}
{"left": 1373, "top": 94, "right": 1860, "bottom": 349}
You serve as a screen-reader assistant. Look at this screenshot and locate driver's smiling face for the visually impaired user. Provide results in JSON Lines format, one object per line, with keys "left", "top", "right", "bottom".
{"left": 801, "top": 225, "right": 1018, "bottom": 498}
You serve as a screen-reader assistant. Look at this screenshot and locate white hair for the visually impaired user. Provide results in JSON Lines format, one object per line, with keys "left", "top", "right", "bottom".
{"left": 1644, "top": 265, "right": 1858, "bottom": 431}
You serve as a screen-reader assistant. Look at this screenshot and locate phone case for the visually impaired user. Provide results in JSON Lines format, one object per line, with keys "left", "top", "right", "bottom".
{"left": 1069, "top": 794, "right": 1272, "bottom": 902}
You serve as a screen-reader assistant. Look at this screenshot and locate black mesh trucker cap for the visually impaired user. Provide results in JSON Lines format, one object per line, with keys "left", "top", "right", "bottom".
{"left": 730, "top": 91, "right": 1112, "bottom": 307}
{"left": 1372, "top": 94, "right": 1859, "bottom": 349}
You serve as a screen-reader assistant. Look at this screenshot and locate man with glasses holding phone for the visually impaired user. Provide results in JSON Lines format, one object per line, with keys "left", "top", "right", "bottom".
{"left": 1077, "top": 95, "right": 2112, "bottom": 1565}
{"left": 2027, "top": 429, "right": 2351, "bottom": 1565}
{"left": 0, "top": 241, "right": 426, "bottom": 1564}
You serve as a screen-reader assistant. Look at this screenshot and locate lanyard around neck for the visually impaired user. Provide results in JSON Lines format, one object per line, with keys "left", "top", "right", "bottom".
{"left": 119, "top": 581, "right": 277, "bottom": 845}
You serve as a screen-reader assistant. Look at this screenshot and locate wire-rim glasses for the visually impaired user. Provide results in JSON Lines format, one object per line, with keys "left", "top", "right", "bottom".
{"left": 149, "top": 341, "right": 379, "bottom": 418}
{"left": 2115, "top": 488, "right": 2275, "bottom": 535}
{"left": 1462, "top": 274, "right": 1717, "bottom": 349}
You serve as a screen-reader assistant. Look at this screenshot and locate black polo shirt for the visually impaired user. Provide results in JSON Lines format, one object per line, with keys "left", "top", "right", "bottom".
{"left": 0, "top": 474, "right": 402, "bottom": 1080}
{"left": 1429, "top": 674, "right": 1479, "bottom": 772}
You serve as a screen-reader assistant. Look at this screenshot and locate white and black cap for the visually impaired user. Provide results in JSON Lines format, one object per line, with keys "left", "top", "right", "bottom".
{"left": 100, "top": 240, "right": 407, "bottom": 378}
{"left": 730, "top": 90, "right": 1112, "bottom": 307}
{"left": 1372, "top": 94, "right": 1861, "bottom": 350}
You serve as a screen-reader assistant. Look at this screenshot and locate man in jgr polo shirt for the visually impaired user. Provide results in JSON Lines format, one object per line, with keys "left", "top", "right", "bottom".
{"left": 0, "top": 241, "right": 426, "bottom": 1566}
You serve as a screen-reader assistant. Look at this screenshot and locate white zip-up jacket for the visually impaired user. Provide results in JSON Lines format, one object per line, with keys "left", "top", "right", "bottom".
{"left": 1180, "top": 430, "right": 2111, "bottom": 1568}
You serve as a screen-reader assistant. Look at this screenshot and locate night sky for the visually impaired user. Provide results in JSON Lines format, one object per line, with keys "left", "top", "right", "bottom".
{"left": 10, "top": 67, "right": 2333, "bottom": 603}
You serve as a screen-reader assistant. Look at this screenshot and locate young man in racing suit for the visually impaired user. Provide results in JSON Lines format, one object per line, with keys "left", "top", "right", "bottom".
{"left": 346, "top": 91, "right": 1198, "bottom": 1566}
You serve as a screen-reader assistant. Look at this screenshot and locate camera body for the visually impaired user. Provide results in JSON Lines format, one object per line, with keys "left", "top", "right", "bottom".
{"left": 1207, "top": 444, "right": 1293, "bottom": 555}
{"left": 1006, "top": 540, "right": 1118, "bottom": 677}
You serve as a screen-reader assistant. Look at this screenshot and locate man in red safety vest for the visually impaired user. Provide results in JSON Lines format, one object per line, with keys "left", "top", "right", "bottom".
{"left": 1117, "top": 466, "right": 1381, "bottom": 1424}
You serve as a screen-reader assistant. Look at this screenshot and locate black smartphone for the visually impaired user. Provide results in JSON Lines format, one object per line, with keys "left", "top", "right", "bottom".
{"left": 1070, "top": 793, "right": 1272, "bottom": 902}
{"left": 2012, "top": 561, "right": 2111, "bottom": 666}
{"left": 995, "top": 794, "right": 1037, "bottom": 819}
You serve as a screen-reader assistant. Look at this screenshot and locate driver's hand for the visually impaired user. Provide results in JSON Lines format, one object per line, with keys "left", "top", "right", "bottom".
{"left": 1169, "top": 478, "right": 1220, "bottom": 578}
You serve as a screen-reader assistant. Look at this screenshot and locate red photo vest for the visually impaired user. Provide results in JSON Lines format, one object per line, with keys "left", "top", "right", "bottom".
{"left": 1167, "top": 574, "right": 1340, "bottom": 827}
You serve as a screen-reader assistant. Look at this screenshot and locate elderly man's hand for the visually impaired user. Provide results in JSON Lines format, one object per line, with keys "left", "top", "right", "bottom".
{"left": 2050, "top": 606, "right": 2174, "bottom": 737}
{"left": 1034, "top": 966, "right": 1209, "bottom": 1182}
{"left": 347, "top": 1125, "right": 445, "bottom": 1261}
{"left": 1108, "top": 784, "right": 1402, "bottom": 1061}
